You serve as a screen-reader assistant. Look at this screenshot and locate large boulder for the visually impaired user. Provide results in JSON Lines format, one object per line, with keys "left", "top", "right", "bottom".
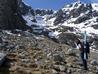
{"left": 58, "top": 33, "right": 77, "bottom": 47}
{"left": 90, "top": 59, "right": 98, "bottom": 65}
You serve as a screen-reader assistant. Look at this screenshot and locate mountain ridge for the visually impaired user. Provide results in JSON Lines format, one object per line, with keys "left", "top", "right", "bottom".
{"left": 21, "top": 1, "right": 98, "bottom": 49}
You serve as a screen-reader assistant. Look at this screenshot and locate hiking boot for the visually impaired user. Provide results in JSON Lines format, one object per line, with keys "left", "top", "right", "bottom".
{"left": 83, "top": 68, "right": 88, "bottom": 70}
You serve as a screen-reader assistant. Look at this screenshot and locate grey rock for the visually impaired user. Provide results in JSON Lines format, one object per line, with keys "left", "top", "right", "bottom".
{"left": 66, "top": 63, "right": 72, "bottom": 67}
{"left": 53, "top": 65, "right": 60, "bottom": 71}
{"left": 0, "top": 37, "right": 3, "bottom": 43}
{"left": 59, "top": 72, "right": 67, "bottom": 74}
{"left": 96, "top": 66, "right": 98, "bottom": 73}
{"left": 0, "top": 52, "right": 6, "bottom": 66}
{"left": 52, "top": 69, "right": 59, "bottom": 74}
{"left": 67, "top": 68, "right": 71, "bottom": 74}
{"left": 90, "top": 59, "right": 98, "bottom": 65}
{"left": 53, "top": 54, "right": 64, "bottom": 62}
{"left": 67, "top": 48, "right": 76, "bottom": 56}
{"left": 59, "top": 65, "right": 66, "bottom": 72}
{"left": 58, "top": 33, "right": 77, "bottom": 47}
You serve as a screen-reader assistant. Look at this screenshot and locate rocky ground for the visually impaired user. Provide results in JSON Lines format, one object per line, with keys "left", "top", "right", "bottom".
{"left": 0, "top": 30, "right": 98, "bottom": 74}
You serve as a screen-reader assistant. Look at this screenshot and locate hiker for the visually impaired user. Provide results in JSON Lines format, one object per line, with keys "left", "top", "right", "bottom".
{"left": 75, "top": 38, "right": 90, "bottom": 70}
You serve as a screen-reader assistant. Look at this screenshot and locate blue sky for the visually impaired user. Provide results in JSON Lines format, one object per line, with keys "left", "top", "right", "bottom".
{"left": 23, "top": 0, "right": 98, "bottom": 10}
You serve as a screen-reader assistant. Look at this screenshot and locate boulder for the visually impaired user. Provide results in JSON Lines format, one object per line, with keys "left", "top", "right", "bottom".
{"left": 52, "top": 69, "right": 59, "bottom": 74}
{"left": 58, "top": 33, "right": 77, "bottom": 47}
{"left": 0, "top": 52, "right": 6, "bottom": 66}
{"left": 66, "top": 48, "right": 77, "bottom": 56}
{"left": 53, "top": 54, "right": 64, "bottom": 62}
{"left": 67, "top": 68, "right": 71, "bottom": 74}
{"left": 59, "top": 65, "right": 66, "bottom": 72}
{"left": 90, "top": 59, "right": 98, "bottom": 65}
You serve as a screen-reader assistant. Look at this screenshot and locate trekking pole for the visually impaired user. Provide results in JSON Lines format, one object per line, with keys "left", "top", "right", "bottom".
{"left": 83, "top": 31, "right": 87, "bottom": 60}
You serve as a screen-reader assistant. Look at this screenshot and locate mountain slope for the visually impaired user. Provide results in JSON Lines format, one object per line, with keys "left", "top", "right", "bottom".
{"left": 47, "top": 2, "right": 98, "bottom": 49}
{"left": 0, "top": 1, "right": 98, "bottom": 74}
{"left": 20, "top": 1, "right": 98, "bottom": 49}
{"left": 47, "top": 2, "right": 98, "bottom": 35}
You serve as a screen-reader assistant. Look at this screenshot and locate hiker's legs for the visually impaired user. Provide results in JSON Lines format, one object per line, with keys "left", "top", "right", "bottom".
{"left": 83, "top": 59, "right": 88, "bottom": 70}
{"left": 81, "top": 52, "right": 88, "bottom": 70}
{"left": 80, "top": 52, "right": 84, "bottom": 65}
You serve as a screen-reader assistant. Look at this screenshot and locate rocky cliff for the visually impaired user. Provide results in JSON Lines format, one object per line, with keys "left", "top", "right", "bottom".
{"left": 0, "top": 0, "right": 31, "bottom": 30}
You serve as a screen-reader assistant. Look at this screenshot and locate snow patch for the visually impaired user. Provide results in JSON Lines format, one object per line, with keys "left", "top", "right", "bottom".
{"left": 46, "top": 17, "right": 56, "bottom": 27}
{"left": 81, "top": 27, "right": 98, "bottom": 35}
{"left": 92, "top": 3, "right": 98, "bottom": 11}
{"left": 4, "top": 31, "right": 13, "bottom": 35}
{"left": 22, "top": 15, "right": 34, "bottom": 26}
{"left": 48, "top": 31, "right": 61, "bottom": 38}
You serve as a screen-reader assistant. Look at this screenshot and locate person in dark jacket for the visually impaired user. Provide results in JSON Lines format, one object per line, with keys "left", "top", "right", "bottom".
{"left": 76, "top": 38, "right": 90, "bottom": 70}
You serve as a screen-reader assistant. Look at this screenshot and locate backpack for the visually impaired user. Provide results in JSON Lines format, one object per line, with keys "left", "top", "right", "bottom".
{"left": 83, "top": 41, "right": 90, "bottom": 54}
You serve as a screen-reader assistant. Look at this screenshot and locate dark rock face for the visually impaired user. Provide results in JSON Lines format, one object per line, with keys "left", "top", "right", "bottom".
{"left": 35, "top": 9, "right": 53, "bottom": 16}
{"left": 54, "top": 9, "right": 66, "bottom": 25}
{"left": 93, "top": 37, "right": 98, "bottom": 50}
{"left": 54, "top": 9, "right": 70, "bottom": 25}
{"left": 70, "top": 4, "right": 92, "bottom": 18}
{"left": 91, "top": 24, "right": 98, "bottom": 29}
{"left": 74, "top": 14, "right": 91, "bottom": 24}
{"left": 19, "top": 2, "right": 53, "bottom": 16}
{"left": 0, "top": 0, "right": 31, "bottom": 30}
{"left": 92, "top": 10, "right": 98, "bottom": 17}
{"left": 19, "top": 2, "right": 35, "bottom": 16}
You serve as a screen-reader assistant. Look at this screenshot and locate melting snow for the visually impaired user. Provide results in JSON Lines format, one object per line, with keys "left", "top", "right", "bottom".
{"left": 61, "top": 16, "right": 98, "bottom": 36}
{"left": 48, "top": 31, "right": 60, "bottom": 38}
{"left": 22, "top": 15, "right": 34, "bottom": 26}
{"left": 82, "top": 27, "right": 98, "bottom": 35}
{"left": 46, "top": 17, "right": 56, "bottom": 27}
